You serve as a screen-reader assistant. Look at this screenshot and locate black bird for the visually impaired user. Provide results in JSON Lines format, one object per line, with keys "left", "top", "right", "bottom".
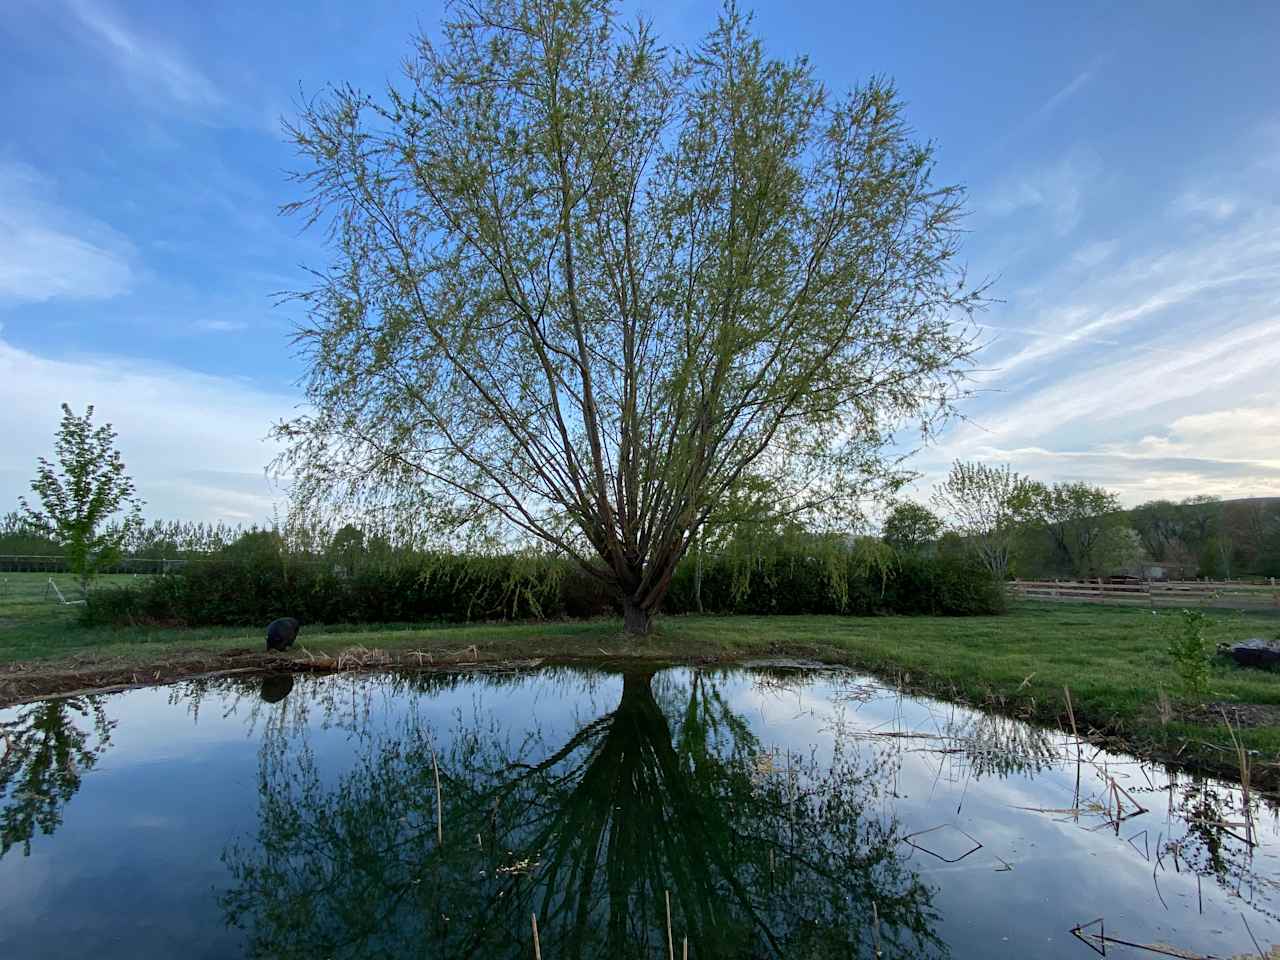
{"left": 266, "top": 617, "right": 301, "bottom": 652}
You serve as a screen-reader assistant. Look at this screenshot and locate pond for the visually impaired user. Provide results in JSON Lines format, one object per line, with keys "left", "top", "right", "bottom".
{"left": 0, "top": 664, "right": 1276, "bottom": 958}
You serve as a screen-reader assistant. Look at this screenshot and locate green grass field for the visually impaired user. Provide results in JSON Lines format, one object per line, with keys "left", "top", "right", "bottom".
{"left": 2, "top": 571, "right": 1278, "bottom": 786}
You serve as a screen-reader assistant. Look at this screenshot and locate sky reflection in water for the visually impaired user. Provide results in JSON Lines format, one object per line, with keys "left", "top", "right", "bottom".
{"left": 0, "top": 665, "right": 1276, "bottom": 959}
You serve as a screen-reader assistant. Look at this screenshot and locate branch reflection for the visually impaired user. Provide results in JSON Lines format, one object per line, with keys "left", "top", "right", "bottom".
{"left": 221, "top": 670, "right": 945, "bottom": 959}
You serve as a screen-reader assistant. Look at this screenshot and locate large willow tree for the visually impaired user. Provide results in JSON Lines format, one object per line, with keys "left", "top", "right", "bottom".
{"left": 278, "top": 0, "right": 981, "bottom": 633}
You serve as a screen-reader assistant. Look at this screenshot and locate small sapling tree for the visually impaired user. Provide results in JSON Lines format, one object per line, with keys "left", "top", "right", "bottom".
{"left": 20, "top": 404, "right": 143, "bottom": 594}
{"left": 931, "top": 461, "right": 1034, "bottom": 580}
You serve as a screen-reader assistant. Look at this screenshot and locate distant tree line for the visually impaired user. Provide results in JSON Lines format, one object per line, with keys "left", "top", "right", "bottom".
{"left": 1, "top": 512, "right": 250, "bottom": 561}
{"left": 1127, "top": 495, "right": 1280, "bottom": 579}
{"left": 883, "top": 462, "right": 1280, "bottom": 580}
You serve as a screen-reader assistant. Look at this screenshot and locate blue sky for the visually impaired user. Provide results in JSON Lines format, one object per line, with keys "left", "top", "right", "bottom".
{"left": 1, "top": 0, "right": 1278, "bottom": 523}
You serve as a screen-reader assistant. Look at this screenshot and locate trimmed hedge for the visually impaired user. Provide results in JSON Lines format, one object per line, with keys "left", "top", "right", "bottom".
{"left": 82, "top": 549, "right": 1004, "bottom": 628}
{"left": 666, "top": 551, "right": 1005, "bottom": 617}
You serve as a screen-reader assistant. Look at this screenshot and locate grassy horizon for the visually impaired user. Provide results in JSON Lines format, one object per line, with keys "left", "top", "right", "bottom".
{"left": 2, "top": 571, "right": 1278, "bottom": 788}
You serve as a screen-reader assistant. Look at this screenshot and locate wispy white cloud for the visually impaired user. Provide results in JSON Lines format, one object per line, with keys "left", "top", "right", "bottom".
{"left": 0, "top": 161, "right": 134, "bottom": 303}
{"left": 984, "top": 151, "right": 1098, "bottom": 235}
{"left": 909, "top": 153, "right": 1280, "bottom": 505}
{"left": 985, "top": 63, "right": 1101, "bottom": 157}
{"left": 196, "top": 318, "right": 250, "bottom": 333}
{"left": 1174, "top": 190, "right": 1239, "bottom": 222}
{"left": 1070, "top": 238, "right": 1117, "bottom": 269}
{"left": 1027, "top": 68, "right": 1096, "bottom": 125}
{"left": 66, "top": 0, "right": 224, "bottom": 108}
{"left": 979, "top": 188, "right": 1280, "bottom": 382}
{"left": 930, "top": 313, "right": 1280, "bottom": 493}
{"left": 0, "top": 338, "right": 293, "bottom": 522}
{"left": 1122, "top": 406, "right": 1280, "bottom": 467}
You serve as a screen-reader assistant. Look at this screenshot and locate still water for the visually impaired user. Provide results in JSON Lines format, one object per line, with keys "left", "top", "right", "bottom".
{"left": 0, "top": 665, "right": 1276, "bottom": 958}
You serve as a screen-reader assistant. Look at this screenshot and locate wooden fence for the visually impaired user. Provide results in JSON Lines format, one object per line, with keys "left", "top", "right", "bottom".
{"left": 1010, "top": 578, "right": 1280, "bottom": 610}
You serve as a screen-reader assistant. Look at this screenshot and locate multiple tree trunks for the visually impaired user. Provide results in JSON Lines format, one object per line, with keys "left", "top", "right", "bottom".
{"left": 622, "top": 600, "right": 654, "bottom": 637}
{"left": 1010, "top": 579, "right": 1280, "bottom": 609}
{"left": 276, "top": 2, "right": 981, "bottom": 638}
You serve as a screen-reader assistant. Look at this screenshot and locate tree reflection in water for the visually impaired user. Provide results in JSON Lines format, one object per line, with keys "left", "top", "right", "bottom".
{"left": 221, "top": 671, "right": 946, "bottom": 959}
{"left": 0, "top": 696, "right": 115, "bottom": 858}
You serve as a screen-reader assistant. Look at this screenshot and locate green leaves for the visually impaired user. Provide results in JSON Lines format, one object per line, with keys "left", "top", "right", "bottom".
{"left": 1161, "top": 608, "right": 1212, "bottom": 699}
{"left": 19, "top": 404, "right": 143, "bottom": 593}
{"left": 277, "top": 0, "right": 982, "bottom": 629}
{"left": 1023, "top": 481, "right": 1129, "bottom": 577}
{"left": 931, "top": 461, "right": 1034, "bottom": 579}
{"left": 882, "top": 501, "right": 942, "bottom": 554}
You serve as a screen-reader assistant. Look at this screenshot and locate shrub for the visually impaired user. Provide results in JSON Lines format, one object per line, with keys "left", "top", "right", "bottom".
{"left": 84, "top": 547, "right": 1005, "bottom": 628}
{"left": 1161, "top": 609, "right": 1212, "bottom": 699}
{"left": 660, "top": 550, "right": 1002, "bottom": 618}
{"left": 83, "top": 552, "right": 574, "bottom": 628}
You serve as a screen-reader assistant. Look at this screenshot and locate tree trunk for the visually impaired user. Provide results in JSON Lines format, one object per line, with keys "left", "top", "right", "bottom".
{"left": 622, "top": 598, "right": 652, "bottom": 637}
{"left": 694, "top": 535, "right": 704, "bottom": 614}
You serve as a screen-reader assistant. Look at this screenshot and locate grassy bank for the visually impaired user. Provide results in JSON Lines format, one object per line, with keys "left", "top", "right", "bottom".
{"left": 2, "top": 572, "right": 1278, "bottom": 789}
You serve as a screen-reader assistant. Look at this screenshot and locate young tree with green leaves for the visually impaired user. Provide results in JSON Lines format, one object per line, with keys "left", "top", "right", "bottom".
{"left": 931, "top": 461, "right": 1033, "bottom": 580}
{"left": 881, "top": 501, "right": 942, "bottom": 554}
{"left": 19, "top": 404, "right": 143, "bottom": 593}
{"left": 275, "top": 0, "right": 982, "bottom": 634}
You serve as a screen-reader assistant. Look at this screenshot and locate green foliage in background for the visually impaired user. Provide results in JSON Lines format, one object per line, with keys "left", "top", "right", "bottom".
{"left": 82, "top": 546, "right": 1003, "bottom": 629}
{"left": 881, "top": 502, "right": 943, "bottom": 555}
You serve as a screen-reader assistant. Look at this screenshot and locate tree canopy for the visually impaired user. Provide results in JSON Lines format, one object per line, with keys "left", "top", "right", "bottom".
{"left": 930, "top": 461, "right": 1032, "bottom": 580}
{"left": 882, "top": 501, "right": 942, "bottom": 554}
{"left": 276, "top": 0, "right": 981, "bottom": 633}
{"left": 1022, "top": 481, "right": 1125, "bottom": 577}
{"left": 19, "top": 404, "right": 143, "bottom": 591}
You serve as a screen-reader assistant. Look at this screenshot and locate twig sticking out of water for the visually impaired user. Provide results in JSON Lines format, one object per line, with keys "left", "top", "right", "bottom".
{"left": 1071, "top": 920, "right": 1215, "bottom": 958}
{"left": 903, "top": 824, "right": 983, "bottom": 863}
{"left": 1064, "top": 686, "right": 1083, "bottom": 818}
{"left": 1064, "top": 686, "right": 1080, "bottom": 744}
{"left": 871, "top": 901, "right": 882, "bottom": 958}
{"left": 531, "top": 913, "right": 542, "bottom": 960}
{"left": 1242, "top": 914, "right": 1265, "bottom": 960}
{"left": 1221, "top": 708, "right": 1255, "bottom": 848}
{"left": 1113, "top": 779, "right": 1148, "bottom": 815}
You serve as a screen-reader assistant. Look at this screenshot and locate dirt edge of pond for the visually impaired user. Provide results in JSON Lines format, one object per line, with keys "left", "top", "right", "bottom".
{"left": 3, "top": 643, "right": 1277, "bottom": 796}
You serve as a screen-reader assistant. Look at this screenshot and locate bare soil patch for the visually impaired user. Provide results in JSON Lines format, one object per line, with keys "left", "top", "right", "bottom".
{"left": 0, "top": 645, "right": 702, "bottom": 707}
{"left": 1190, "top": 700, "right": 1280, "bottom": 729}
